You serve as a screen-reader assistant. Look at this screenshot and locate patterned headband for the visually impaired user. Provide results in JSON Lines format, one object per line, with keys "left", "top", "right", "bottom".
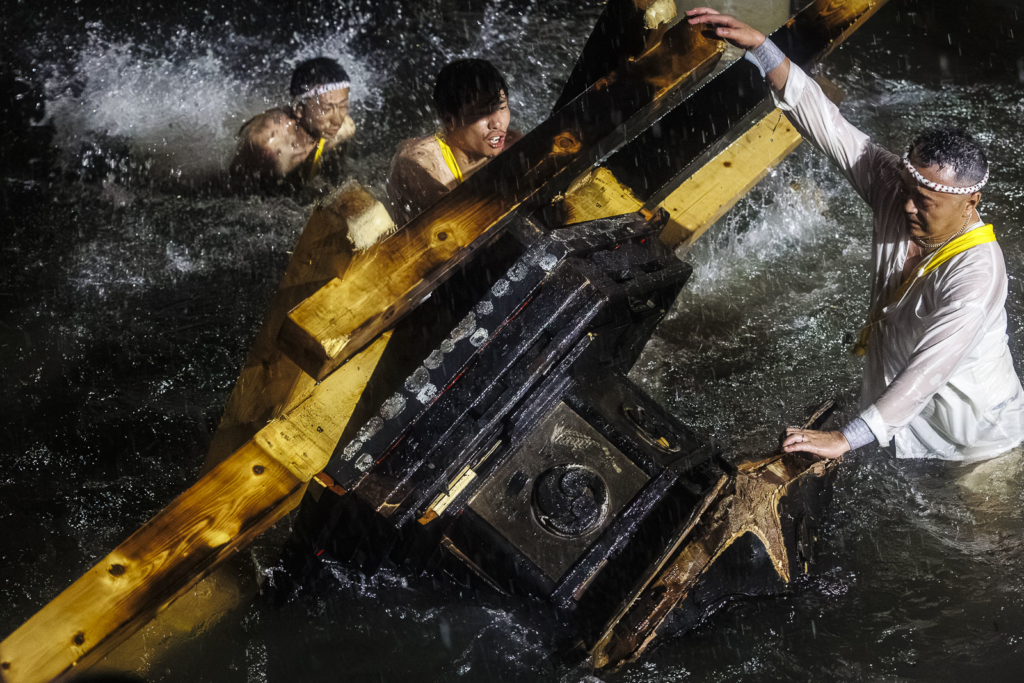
{"left": 292, "top": 81, "right": 350, "bottom": 109}
{"left": 902, "top": 152, "right": 989, "bottom": 195}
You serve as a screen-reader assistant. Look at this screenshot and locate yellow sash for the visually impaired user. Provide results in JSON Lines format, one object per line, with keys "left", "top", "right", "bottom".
{"left": 853, "top": 224, "right": 996, "bottom": 356}
{"left": 436, "top": 134, "right": 464, "bottom": 184}
{"left": 301, "top": 137, "right": 326, "bottom": 181}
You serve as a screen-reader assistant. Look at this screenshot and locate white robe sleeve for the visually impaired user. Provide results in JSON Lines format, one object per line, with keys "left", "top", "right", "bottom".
{"left": 858, "top": 260, "right": 992, "bottom": 445}
{"left": 769, "top": 62, "right": 898, "bottom": 213}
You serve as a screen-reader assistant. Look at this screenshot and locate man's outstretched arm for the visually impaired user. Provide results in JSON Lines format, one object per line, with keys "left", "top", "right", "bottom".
{"left": 687, "top": 8, "right": 893, "bottom": 209}
{"left": 686, "top": 8, "right": 891, "bottom": 461}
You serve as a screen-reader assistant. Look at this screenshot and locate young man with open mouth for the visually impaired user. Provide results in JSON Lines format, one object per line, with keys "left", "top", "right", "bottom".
{"left": 386, "top": 58, "right": 519, "bottom": 227}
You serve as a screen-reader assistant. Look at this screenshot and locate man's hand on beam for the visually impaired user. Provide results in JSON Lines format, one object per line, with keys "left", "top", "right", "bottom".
{"left": 782, "top": 428, "right": 851, "bottom": 460}
{"left": 685, "top": 7, "right": 766, "bottom": 49}
{"left": 686, "top": 7, "right": 791, "bottom": 90}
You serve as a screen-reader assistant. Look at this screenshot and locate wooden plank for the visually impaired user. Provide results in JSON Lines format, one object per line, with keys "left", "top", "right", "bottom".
{"left": 204, "top": 185, "right": 394, "bottom": 471}
{"left": 277, "top": 22, "right": 724, "bottom": 381}
{"left": 555, "top": 109, "right": 802, "bottom": 250}
{"left": 0, "top": 335, "right": 390, "bottom": 683}
{"left": 658, "top": 110, "right": 802, "bottom": 249}
{"left": 554, "top": 166, "right": 643, "bottom": 225}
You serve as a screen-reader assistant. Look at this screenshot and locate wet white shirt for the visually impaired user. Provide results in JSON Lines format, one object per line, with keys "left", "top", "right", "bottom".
{"left": 772, "top": 62, "right": 1024, "bottom": 460}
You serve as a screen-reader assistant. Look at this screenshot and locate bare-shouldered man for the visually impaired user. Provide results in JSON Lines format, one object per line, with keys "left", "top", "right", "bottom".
{"left": 386, "top": 58, "right": 520, "bottom": 227}
{"left": 231, "top": 57, "right": 356, "bottom": 184}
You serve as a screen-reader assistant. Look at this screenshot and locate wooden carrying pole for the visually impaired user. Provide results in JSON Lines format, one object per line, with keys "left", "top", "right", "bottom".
{"left": 553, "top": 0, "right": 680, "bottom": 110}
{"left": 0, "top": 334, "right": 389, "bottom": 683}
{"left": 557, "top": 0, "right": 887, "bottom": 247}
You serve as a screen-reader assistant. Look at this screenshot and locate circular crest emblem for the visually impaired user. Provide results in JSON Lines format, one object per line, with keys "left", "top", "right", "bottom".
{"left": 532, "top": 464, "right": 609, "bottom": 537}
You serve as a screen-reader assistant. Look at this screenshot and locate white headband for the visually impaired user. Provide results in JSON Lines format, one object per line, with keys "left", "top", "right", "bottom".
{"left": 902, "top": 152, "right": 989, "bottom": 195}
{"left": 291, "top": 81, "right": 350, "bottom": 109}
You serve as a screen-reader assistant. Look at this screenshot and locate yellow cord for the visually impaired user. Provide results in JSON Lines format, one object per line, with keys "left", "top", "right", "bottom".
{"left": 436, "top": 134, "right": 464, "bottom": 184}
{"left": 303, "top": 137, "right": 326, "bottom": 181}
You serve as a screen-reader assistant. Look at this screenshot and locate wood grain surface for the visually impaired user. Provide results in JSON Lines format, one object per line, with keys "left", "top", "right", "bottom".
{"left": 657, "top": 110, "right": 802, "bottom": 250}
{"left": 554, "top": 110, "right": 802, "bottom": 249}
{"left": 553, "top": 0, "right": 677, "bottom": 111}
{"left": 590, "top": 452, "right": 836, "bottom": 668}
{"left": 0, "top": 335, "right": 389, "bottom": 683}
{"left": 204, "top": 186, "right": 392, "bottom": 471}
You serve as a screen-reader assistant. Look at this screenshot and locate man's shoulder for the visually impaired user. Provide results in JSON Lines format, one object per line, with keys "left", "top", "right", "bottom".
{"left": 390, "top": 134, "right": 444, "bottom": 178}
{"left": 934, "top": 234, "right": 1007, "bottom": 302}
{"left": 394, "top": 134, "right": 440, "bottom": 162}
{"left": 239, "top": 108, "right": 296, "bottom": 144}
{"left": 953, "top": 232, "right": 1006, "bottom": 271}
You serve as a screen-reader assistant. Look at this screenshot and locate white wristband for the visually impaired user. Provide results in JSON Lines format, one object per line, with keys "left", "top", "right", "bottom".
{"left": 841, "top": 418, "right": 875, "bottom": 451}
{"left": 748, "top": 37, "right": 786, "bottom": 75}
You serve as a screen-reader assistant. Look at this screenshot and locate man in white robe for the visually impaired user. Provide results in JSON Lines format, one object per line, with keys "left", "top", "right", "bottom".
{"left": 686, "top": 8, "right": 1024, "bottom": 461}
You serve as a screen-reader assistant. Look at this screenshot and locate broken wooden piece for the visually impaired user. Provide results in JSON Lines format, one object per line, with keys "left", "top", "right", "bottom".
{"left": 592, "top": 397, "right": 840, "bottom": 668}
{"left": 590, "top": 451, "right": 837, "bottom": 668}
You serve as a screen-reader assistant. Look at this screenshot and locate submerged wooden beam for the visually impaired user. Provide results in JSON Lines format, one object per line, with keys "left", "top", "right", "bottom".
{"left": 590, "top": 452, "right": 837, "bottom": 668}
{"left": 0, "top": 335, "right": 390, "bottom": 683}
{"left": 277, "top": 22, "right": 724, "bottom": 381}
{"left": 87, "top": 561, "right": 255, "bottom": 680}
{"left": 70, "top": 186, "right": 395, "bottom": 682}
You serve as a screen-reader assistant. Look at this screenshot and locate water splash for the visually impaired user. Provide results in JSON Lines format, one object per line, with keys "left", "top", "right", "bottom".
{"left": 43, "top": 21, "right": 378, "bottom": 184}
{"left": 45, "top": 27, "right": 263, "bottom": 182}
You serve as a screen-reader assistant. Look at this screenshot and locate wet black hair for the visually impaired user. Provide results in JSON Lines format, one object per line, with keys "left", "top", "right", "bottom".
{"left": 289, "top": 57, "right": 350, "bottom": 98}
{"left": 433, "top": 58, "right": 509, "bottom": 123}
{"left": 911, "top": 127, "right": 989, "bottom": 185}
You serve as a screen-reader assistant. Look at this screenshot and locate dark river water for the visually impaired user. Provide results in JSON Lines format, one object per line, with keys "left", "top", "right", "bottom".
{"left": 3, "top": 0, "right": 1024, "bottom": 681}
